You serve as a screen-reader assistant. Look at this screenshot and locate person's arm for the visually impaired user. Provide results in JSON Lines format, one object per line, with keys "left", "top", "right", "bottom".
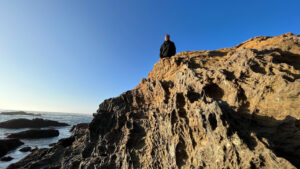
{"left": 172, "top": 42, "right": 176, "bottom": 56}
{"left": 174, "top": 43, "right": 176, "bottom": 55}
{"left": 160, "top": 44, "right": 163, "bottom": 58}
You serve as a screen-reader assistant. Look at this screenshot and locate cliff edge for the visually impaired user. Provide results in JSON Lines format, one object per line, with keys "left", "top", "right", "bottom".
{"left": 9, "top": 33, "right": 300, "bottom": 169}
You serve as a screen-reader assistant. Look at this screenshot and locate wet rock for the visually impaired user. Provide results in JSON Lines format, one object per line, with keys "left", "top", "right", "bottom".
{"left": 19, "top": 146, "right": 32, "bottom": 152}
{"left": 0, "top": 118, "right": 69, "bottom": 129}
{"left": 0, "top": 139, "right": 24, "bottom": 157}
{"left": 7, "top": 129, "right": 59, "bottom": 139}
{"left": 1, "top": 156, "right": 13, "bottom": 161}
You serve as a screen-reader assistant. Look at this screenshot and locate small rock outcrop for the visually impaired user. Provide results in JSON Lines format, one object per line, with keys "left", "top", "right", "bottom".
{"left": 0, "top": 139, "right": 24, "bottom": 157}
{"left": 19, "top": 147, "right": 32, "bottom": 152}
{"left": 0, "top": 118, "right": 69, "bottom": 129}
{"left": 6, "top": 129, "right": 59, "bottom": 139}
{"left": 9, "top": 33, "right": 300, "bottom": 169}
{"left": 0, "top": 111, "right": 41, "bottom": 116}
{"left": 1, "top": 156, "right": 14, "bottom": 161}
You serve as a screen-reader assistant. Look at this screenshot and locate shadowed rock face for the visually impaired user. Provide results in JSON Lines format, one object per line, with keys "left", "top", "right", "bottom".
{"left": 8, "top": 33, "right": 300, "bottom": 169}
{"left": 0, "top": 118, "right": 69, "bottom": 129}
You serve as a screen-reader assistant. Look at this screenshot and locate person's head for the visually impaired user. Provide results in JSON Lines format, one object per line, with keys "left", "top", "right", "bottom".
{"left": 165, "top": 34, "right": 170, "bottom": 41}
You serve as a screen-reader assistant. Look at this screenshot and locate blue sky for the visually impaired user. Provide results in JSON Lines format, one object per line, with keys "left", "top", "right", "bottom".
{"left": 0, "top": 0, "right": 299, "bottom": 114}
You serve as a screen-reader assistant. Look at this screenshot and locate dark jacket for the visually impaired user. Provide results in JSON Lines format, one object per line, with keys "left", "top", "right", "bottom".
{"left": 160, "top": 40, "right": 176, "bottom": 58}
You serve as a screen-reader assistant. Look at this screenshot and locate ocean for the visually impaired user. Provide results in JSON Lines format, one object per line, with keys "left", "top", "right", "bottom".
{"left": 0, "top": 111, "right": 93, "bottom": 169}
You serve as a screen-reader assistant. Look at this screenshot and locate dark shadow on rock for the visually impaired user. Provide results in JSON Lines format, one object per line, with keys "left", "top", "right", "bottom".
{"left": 203, "top": 83, "right": 224, "bottom": 100}
{"left": 236, "top": 87, "right": 250, "bottom": 114}
{"left": 222, "top": 70, "right": 236, "bottom": 81}
{"left": 218, "top": 101, "right": 300, "bottom": 168}
{"left": 188, "top": 58, "right": 201, "bottom": 69}
{"left": 126, "top": 121, "right": 146, "bottom": 149}
{"left": 258, "top": 48, "right": 300, "bottom": 70}
{"left": 279, "top": 69, "right": 300, "bottom": 82}
{"left": 176, "top": 136, "right": 188, "bottom": 168}
{"left": 187, "top": 87, "right": 201, "bottom": 103}
{"left": 161, "top": 80, "right": 174, "bottom": 104}
{"left": 208, "top": 113, "right": 217, "bottom": 131}
{"left": 89, "top": 111, "right": 117, "bottom": 142}
{"left": 175, "top": 57, "right": 186, "bottom": 66}
{"left": 249, "top": 60, "right": 266, "bottom": 74}
{"left": 207, "top": 51, "right": 227, "bottom": 57}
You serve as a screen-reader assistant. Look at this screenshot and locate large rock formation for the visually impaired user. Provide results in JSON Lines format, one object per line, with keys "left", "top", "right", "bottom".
{"left": 9, "top": 33, "right": 300, "bottom": 169}
{"left": 0, "top": 118, "right": 69, "bottom": 129}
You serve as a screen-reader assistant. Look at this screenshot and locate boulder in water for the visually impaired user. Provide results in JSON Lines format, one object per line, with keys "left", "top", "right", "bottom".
{"left": 0, "top": 139, "right": 24, "bottom": 157}
{"left": 7, "top": 129, "right": 59, "bottom": 139}
{"left": 0, "top": 118, "right": 69, "bottom": 129}
{"left": 1, "top": 156, "right": 13, "bottom": 161}
{"left": 0, "top": 111, "right": 41, "bottom": 116}
{"left": 19, "top": 146, "right": 32, "bottom": 152}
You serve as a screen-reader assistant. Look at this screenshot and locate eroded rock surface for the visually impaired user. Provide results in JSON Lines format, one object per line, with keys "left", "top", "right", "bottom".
{"left": 9, "top": 33, "right": 300, "bottom": 169}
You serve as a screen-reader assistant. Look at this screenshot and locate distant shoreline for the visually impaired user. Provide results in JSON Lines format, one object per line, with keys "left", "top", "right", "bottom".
{"left": 0, "top": 111, "right": 41, "bottom": 116}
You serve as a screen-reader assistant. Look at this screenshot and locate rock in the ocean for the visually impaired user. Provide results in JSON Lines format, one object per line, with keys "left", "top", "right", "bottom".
{"left": 1, "top": 156, "right": 13, "bottom": 161}
{"left": 8, "top": 33, "right": 300, "bottom": 169}
{"left": 0, "top": 111, "right": 41, "bottom": 116}
{"left": 0, "top": 118, "right": 69, "bottom": 129}
{"left": 7, "top": 129, "right": 59, "bottom": 139}
{"left": 19, "top": 146, "right": 32, "bottom": 152}
{"left": 0, "top": 139, "right": 24, "bottom": 157}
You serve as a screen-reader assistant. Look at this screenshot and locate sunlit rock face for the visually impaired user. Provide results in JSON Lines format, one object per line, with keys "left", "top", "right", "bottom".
{"left": 9, "top": 33, "right": 300, "bottom": 169}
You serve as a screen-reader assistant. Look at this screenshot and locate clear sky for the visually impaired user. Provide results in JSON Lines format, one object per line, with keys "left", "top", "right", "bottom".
{"left": 0, "top": 0, "right": 299, "bottom": 114}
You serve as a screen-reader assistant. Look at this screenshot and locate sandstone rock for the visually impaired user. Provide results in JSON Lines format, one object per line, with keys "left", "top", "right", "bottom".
{"left": 0, "top": 138, "right": 24, "bottom": 157}
{"left": 8, "top": 33, "right": 300, "bottom": 169}
{"left": 7, "top": 129, "right": 59, "bottom": 139}
{"left": 0, "top": 118, "right": 69, "bottom": 129}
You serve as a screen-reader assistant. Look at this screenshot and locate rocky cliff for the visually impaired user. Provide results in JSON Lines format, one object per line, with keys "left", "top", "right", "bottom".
{"left": 9, "top": 33, "right": 300, "bottom": 169}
